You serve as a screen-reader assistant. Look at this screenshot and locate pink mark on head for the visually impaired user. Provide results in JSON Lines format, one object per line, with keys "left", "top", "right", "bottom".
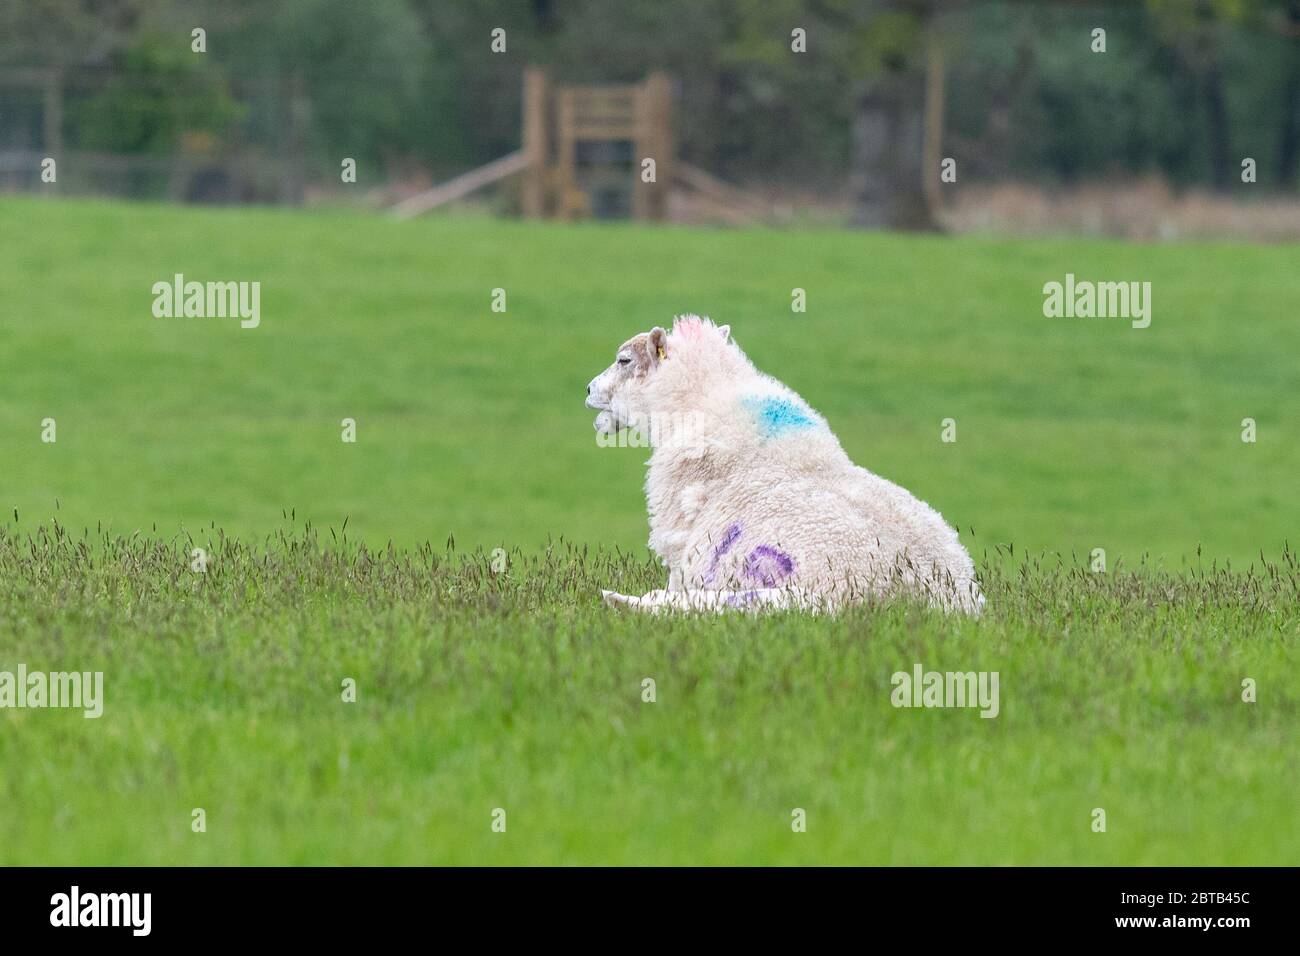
{"left": 671, "top": 314, "right": 709, "bottom": 341}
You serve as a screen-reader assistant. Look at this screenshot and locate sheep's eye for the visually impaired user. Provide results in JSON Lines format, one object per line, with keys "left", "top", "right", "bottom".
{"left": 617, "top": 357, "right": 632, "bottom": 366}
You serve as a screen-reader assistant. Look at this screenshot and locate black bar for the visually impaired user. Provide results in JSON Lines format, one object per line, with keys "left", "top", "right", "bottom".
{"left": 0, "top": 867, "right": 1283, "bottom": 943}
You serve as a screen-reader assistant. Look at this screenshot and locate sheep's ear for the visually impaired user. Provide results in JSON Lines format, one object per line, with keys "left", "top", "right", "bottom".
{"left": 717, "top": 324, "right": 731, "bottom": 342}
{"left": 649, "top": 326, "right": 668, "bottom": 364}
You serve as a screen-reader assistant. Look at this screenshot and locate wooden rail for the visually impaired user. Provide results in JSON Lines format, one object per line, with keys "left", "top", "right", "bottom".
{"left": 391, "top": 150, "right": 531, "bottom": 219}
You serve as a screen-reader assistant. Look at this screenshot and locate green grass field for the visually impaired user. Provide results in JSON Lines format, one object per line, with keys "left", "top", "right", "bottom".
{"left": 1, "top": 197, "right": 1296, "bottom": 864}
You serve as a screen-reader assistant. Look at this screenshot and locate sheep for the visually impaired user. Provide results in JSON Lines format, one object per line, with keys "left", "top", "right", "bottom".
{"left": 585, "top": 315, "right": 983, "bottom": 614}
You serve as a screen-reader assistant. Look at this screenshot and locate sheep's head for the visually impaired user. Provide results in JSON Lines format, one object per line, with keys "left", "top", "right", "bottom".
{"left": 585, "top": 326, "right": 669, "bottom": 435}
{"left": 585, "top": 315, "right": 733, "bottom": 437}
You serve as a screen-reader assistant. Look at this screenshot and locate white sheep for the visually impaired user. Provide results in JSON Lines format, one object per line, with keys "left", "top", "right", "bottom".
{"left": 586, "top": 315, "right": 983, "bottom": 614}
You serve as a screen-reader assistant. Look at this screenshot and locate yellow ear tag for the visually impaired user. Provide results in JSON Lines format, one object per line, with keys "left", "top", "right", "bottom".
{"left": 657, "top": 346, "right": 666, "bottom": 360}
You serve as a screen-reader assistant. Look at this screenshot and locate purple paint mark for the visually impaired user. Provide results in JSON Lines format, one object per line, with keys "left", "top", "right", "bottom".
{"left": 744, "top": 546, "right": 795, "bottom": 586}
{"left": 726, "top": 589, "right": 762, "bottom": 608}
{"left": 703, "top": 523, "right": 743, "bottom": 585}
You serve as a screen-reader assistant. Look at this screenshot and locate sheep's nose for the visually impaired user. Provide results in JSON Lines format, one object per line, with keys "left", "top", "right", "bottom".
{"left": 586, "top": 384, "right": 592, "bottom": 395}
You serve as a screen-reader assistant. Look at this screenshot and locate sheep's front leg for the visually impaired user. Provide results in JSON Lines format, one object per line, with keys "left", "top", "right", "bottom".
{"left": 600, "top": 589, "right": 677, "bottom": 612}
{"left": 601, "top": 564, "right": 684, "bottom": 611}
{"left": 600, "top": 588, "right": 826, "bottom": 614}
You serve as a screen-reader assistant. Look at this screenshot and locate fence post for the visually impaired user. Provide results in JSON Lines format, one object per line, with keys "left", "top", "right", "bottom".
{"left": 522, "top": 68, "right": 548, "bottom": 217}
{"left": 642, "top": 71, "right": 672, "bottom": 221}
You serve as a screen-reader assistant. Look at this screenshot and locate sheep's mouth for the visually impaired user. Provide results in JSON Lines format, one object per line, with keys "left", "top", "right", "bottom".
{"left": 587, "top": 396, "right": 620, "bottom": 434}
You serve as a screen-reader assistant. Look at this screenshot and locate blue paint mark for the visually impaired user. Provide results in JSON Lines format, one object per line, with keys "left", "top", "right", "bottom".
{"left": 743, "top": 395, "right": 815, "bottom": 437}
{"left": 744, "top": 546, "right": 795, "bottom": 587}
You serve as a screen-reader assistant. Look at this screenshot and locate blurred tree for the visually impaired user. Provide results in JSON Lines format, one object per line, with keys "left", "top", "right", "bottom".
{"left": 1272, "top": 0, "right": 1300, "bottom": 186}
{"left": 68, "top": 36, "right": 239, "bottom": 155}
{"left": 4, "top": 0, "right": 1297, "bottom": 203}
{"left": 724, "top": 0, "right": 954, "bottom": 229}
{"left": 843, "top": 0, "right": 947, "bottom": 229}
{"left": 1148, "top": 0, "right": 1243, "bottom": 190}
{"left": 0, "top": 0, "right": 147, "bottom": 67}
{"left": 210, "top": 0, "right": 436, "bottom": 178}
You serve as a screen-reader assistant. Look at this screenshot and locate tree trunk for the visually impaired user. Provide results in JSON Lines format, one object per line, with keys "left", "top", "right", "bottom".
{"left": 922, "top": 26, "right": 946, "bottom": 216}
{"left": 850, "top": 67, "right": 937, "bottom": 231}
{"left": 1279, "top": 0, "right": 1300, "bottom": 189}
{"left": 1202, "top": 59, "right": 1231, "bottom": 191}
